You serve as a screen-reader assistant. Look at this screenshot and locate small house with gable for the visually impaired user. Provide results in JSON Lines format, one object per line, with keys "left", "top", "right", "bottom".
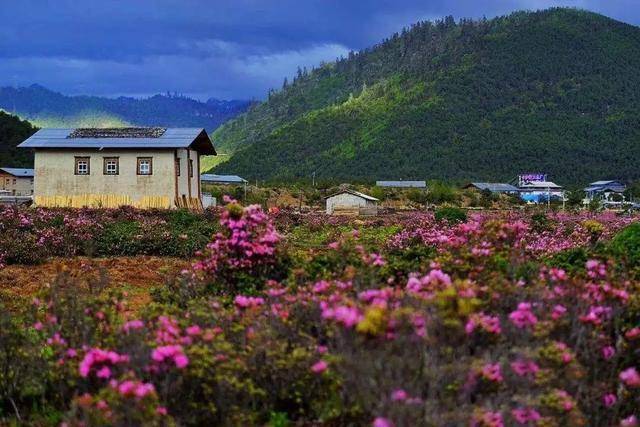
{"left": 325, "top": 189, "right": 379, "bottom": 216}
{"left": 18, "top": 127, "right": 216, "bottom": 209}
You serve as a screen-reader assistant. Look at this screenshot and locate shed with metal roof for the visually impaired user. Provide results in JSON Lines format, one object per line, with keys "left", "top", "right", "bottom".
{"left": 464, "top": 182, "right": 519, "bottom": 194}
{"left": 325, "top": 190, "right": 379, "bottom": 216}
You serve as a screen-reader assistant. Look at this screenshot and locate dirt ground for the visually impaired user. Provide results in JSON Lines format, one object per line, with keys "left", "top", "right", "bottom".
{"left": 0, "top": 256, "right": 190, "bottom": 311}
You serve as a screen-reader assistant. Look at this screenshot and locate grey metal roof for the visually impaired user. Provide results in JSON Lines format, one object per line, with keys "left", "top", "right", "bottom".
{"left": 584, "top": 180, "right": 626, "bottom": 192}
{"left": 200, "top": 174, "right": 247, "bottom": 184}
{"left": 466, "top": 182, "right": 519, "bottom": 192}
{"left": 0, "top": 167, "right": 34, "bottom": 177}
{"left": 518, "top": 181, "right": 562, "bottom": 189}
{"left": 376, "top": 180, "right": 426, "bottom": 188}
{"left": 17, "top": 128, "right": 216, "bottom": 155}
{"left": 589, "top": 180, "right": 619, "bottom": 186}
{"left": 325, "top": 189, "right": 379, "bottom": 202}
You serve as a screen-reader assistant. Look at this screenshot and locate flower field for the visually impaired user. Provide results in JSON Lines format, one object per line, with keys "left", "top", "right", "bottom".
{"left": 1, "top": 203, "right": 640, "bottom": 426}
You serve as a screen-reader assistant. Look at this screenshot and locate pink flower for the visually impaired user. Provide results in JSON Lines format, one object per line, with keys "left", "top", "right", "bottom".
{"left": 620, "top": 368, "right": 640, "bottom": 388}
{"left": 551, "top": 305, "right": 567, "bottom": 320}
{"left": 390, "top": 389, "right": 408, "bottom": 401}
{"left": 311, "top": 360, "right": 328, "bottom": 374}
{"left": 78, "top": 348, "right": 129, "bottom": 378}
{"left": 603, "top": 393, "right": 617, "bottom": 407}
{"left": 480, "top": 363, "right": 503, "bottom": 383}
{"left": 621, "top": 415, "right": 638, "bottom": 427}
{"left": 96, "top": 366, "right": 112, "bottom": 379}
{"left": 234, "top": 295, "right": 264, "bottom": 308}
{"left": 509, "top": 302, "right": 538, "bottom": 329}
{"left": 372, "top": 417, "right": 394, "bottom": 427}
{"left": 186, "top": 325, "right": 202, "bottom": 336}
{"left": 151, "top": 345, "right": 189, "bottom": 369}
{"left": 511, "top": 407, "right": 541, "bottom": 424}
{"left": 602, "top": 346, "right": 616, "bottom": 360}
{"left": 625, "top": 327, "right": 640, "bottom": 340}
{"left": 122, "top": 319, "right": 144, "bottom": 333}
{"left": 156, "top": 406, "right": 168, "bottom": 416}
{"left": 510, "top": 359, "right": 539, "bottom": 378}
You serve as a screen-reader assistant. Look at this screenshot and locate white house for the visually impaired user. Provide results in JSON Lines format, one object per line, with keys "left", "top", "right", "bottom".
{"left": 0, "top": 167, "right": 34, "bottom": 196}
{"left": 325, "top": 189, "right": 379, "bottom": 215}
{"left": 18, "top": 127, "right": 216, "bottom": 209}
{"left": 583, "top": 180, "right": 626, "bottom": 206}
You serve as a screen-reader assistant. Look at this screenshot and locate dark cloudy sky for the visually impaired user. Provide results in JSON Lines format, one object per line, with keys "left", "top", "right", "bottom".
{"left": 0, "top": 0, "right": 637, "bottom": 100}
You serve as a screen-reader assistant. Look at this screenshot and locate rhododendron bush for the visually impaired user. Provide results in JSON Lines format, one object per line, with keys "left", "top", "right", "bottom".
{"left": 0, "top": 206, "right": 217, "bottom": 265}
{"left": 0, "top": 204, "right": 639, "bottom": 425}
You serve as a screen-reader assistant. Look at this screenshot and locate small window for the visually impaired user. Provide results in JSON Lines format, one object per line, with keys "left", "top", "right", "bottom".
{"left": 12, "top": 178, "right": 16, "bottom": 185}
{"left": 188, "top": 159, "right": 194, "bottom": 178}
{"left": 75, "top": 157, "right": 90, "bottom": 175}
{"left": 175, "top": 158, "right": 181, "bottom": 176}
{"left": 137, "top": 157, "right": 153, "bottom": 175}
{"left": 103, "top": 157, "right": 119, "bottom": 175}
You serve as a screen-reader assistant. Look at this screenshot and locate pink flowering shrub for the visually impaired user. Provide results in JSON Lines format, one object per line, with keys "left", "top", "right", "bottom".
{"left": 1, "top": 205, "right": 639, "bottom": 425}
{"left": 187, "top": 199, "right": 284, "bottom": 297}
{"left": 0, "top": 206, "right": 217, "bottom": 265}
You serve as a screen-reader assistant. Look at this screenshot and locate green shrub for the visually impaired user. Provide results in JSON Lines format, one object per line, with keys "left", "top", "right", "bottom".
{"left": 95, "top": 221, "right": 144, "bottom": 256}
{"left": 434, "top": 206, "right": 467, "bottom": 224}
{"left": 609, "top": 222, "right": 640, "bottom": 268}
{"left": 547, "top": 247, "right": 589, "bottom": 273}
{"left": 425, "top": 181, "right": 459, "bottom": 205}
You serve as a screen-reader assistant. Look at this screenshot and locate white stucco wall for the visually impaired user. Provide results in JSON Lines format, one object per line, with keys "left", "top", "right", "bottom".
{"left": 34, "top": 149, "right": 176, "bottom": 204}
{"left": 174, "top": 148, "right": 201, "bottom": 202}
{"left": 326, "top": 193, "right": 376, "bottom": 214}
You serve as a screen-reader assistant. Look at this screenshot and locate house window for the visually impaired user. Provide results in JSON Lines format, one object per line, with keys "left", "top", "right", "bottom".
{"left": 75, "top": 157, "right": 90, "bottom": 175}
{"left": 175, "top": 158, "right": 181, "bottom": 176}
{"left": 12, "top": 178, "right": 16, "bottom": 185}
{"left": 188, "top": 159, "right": 194, "bottom": 178}
{"left": 137, "top": 157, "right": 153, "bottom": 175}
{"left": 103, "top": 157, "right": 119, "bottom": 175}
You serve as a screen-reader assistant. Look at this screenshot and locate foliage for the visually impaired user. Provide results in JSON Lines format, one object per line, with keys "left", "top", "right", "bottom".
{"left": 0, "top": 84, "right": 251, "bottom": 134}
{"left": 213, "top": 8, "right": 640, "bottom": 184}
{"left": 434, "top": 206, "right": 467, "bottom": 224}
{"left": 1, "top": 206, "right": 640, "bottom": 425}
{"left": 0, "top": 111, "right": 37, "bottom": 168}
{"left": 609, "top": 222, "right": 640, "bottom": 269}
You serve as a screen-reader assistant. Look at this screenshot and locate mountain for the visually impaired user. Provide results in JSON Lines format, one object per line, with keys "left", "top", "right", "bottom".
{"left": 0, "top": 111, "right": 37, "bottom": 168}
{"left": 212, "top": 8, "right": 640, "bottom": 185}
{"left": 0, "top": 84, "right": 252, "bottom": 131}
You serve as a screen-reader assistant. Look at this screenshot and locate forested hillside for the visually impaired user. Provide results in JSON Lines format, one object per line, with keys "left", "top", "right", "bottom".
{"left": 0, "top": 84, "right": 252, "bottom": 131}
{"left": 0, "top": 111, "right": 37, "bottom": 167}
{"left": 213, "top": 8, "right": 640, "bottom": 184}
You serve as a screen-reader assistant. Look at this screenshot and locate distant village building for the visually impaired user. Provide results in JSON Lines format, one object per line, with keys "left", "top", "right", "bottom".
{"left": 515, "top": 174, "right": 564, "bottom": 203}
{"left": 0, "top": 167, "right": 34, "bottom": 196}
{"left": 376, "top": 180, "right": 426, "bottom": 188}
{"left": 583, "top": 180, "right": 626, "bottom": 206}
{"left": 464, "top": 182, "right": 519, "bottom": 194}
{"left": 200, "top": 174, "right": 248, "bottom": 185}
{"left": 325, "top": 190, "right": 378, "bottom": 216}
{"left": 18, "top": 127, "right": 216, "bottom": 209}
